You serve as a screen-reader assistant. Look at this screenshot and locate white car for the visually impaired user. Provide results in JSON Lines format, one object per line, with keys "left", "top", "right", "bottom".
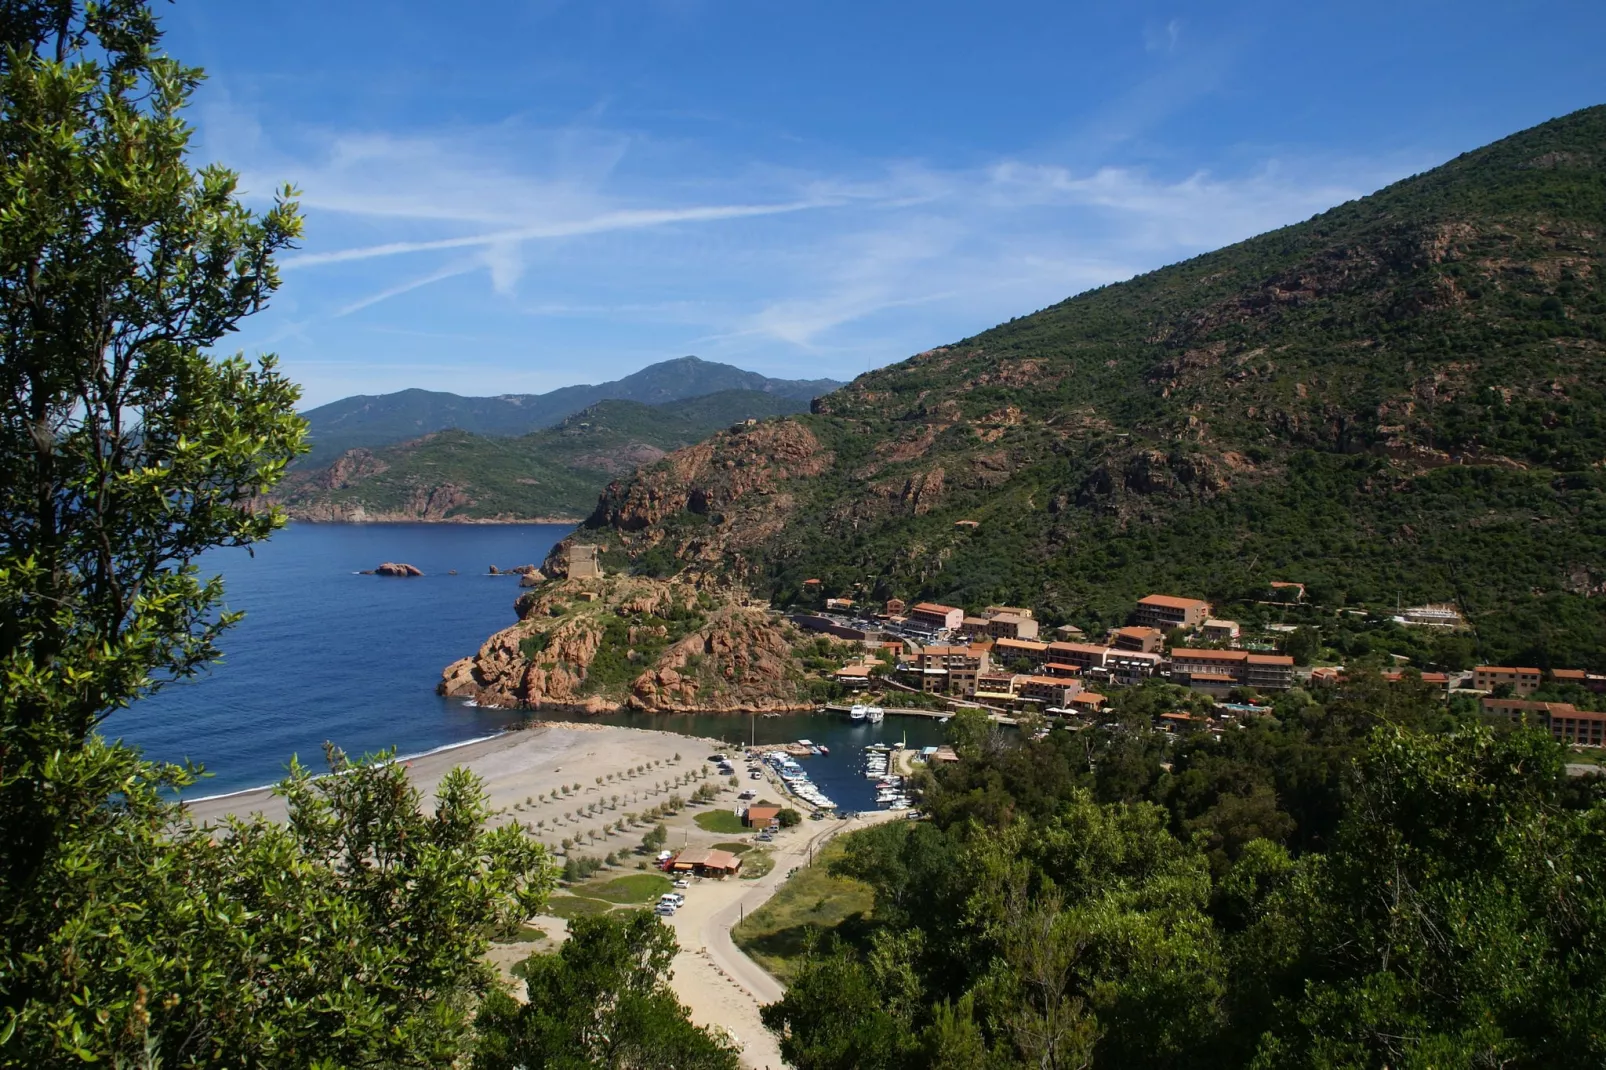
{"left": 674, "top": 878, "right": 691, "bottom": 888}
{"left": 653, "top": 903, "right": 676, "bottom": 916}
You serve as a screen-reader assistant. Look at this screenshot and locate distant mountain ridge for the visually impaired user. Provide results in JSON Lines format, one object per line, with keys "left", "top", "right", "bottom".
{"left": 544, "top": 105, "right": 1606, "bottom": 669}
{"left": 298, "top": 356, "right": 843, "bottom": 465}
{"left": 274, "top": 389, "right": 812, "bottom": 522}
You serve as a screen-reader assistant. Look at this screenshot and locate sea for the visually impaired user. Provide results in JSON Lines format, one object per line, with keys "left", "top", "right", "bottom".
{"left": 112, "top": 523, "right": 948, "bottom": 811}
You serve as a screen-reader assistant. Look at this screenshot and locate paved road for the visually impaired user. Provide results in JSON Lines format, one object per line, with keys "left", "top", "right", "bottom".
{"left": 664, "top": 809, "right": 901, "bottom": 1068}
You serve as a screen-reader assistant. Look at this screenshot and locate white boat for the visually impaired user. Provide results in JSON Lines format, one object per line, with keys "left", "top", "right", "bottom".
{"left": 866, "top": 706, "right": 885, "bottom": 723}
{"left": 850, "top": 705, "right": 868, "bottom": 721}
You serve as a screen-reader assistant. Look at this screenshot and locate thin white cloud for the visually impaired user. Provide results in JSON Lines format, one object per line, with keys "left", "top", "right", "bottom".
{"left": 332, "top": 261, "right": 477, "bottom": 318}
{"left": 281, "top": 198, "right": 834, "bottom": 269}
{"left": 213, "top": 107, "right": 1425, "bottom": 400}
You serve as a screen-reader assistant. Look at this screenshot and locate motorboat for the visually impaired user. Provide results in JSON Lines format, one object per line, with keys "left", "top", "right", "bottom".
{"left": 866, "top": 706, "right": 885, "bottom": 723}
{"left": 850, "top": 705, "right": 868, "bottom": 721}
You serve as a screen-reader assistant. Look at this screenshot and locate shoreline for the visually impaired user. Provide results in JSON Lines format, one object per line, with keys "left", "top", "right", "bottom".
{"left": 284, "top": 516, "right": 585, "bottom": 526}
{"left": 181, "top": 730, "right": 512, "bottom": 805}
{"left": 180, "top": 721, "right": 729, "bottom": 827}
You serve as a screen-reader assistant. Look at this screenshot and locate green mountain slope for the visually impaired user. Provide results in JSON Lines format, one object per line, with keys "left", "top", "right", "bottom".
{"left": 297, "top": 356, "right": 842, "bottom": 465}
{"left": 550, "top": 106, "right": 1606, "bottom": 668}
{"left": 275, "top": 390, "right": 810, "bottom": 521}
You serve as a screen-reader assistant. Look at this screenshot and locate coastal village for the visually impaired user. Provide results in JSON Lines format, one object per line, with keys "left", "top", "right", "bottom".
{"left": 790, "top": 588, "right": 1606, "bottom": 751}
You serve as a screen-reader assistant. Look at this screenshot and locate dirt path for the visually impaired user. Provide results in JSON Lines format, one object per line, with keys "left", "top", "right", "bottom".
{"left": 661, "top": 810, "right": 901, "bottom": 1068}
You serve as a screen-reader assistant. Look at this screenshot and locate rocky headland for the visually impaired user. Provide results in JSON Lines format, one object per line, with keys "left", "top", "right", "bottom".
{"left": 438, "top": 575, "right": 818, "bottom": 714}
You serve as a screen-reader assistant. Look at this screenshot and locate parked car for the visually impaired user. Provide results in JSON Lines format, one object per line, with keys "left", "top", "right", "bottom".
{"left": 674, "top": 878, "right": 691, "bottom": 888}
{"left": 654, "top": 903, "right": 676, "bottom": 916}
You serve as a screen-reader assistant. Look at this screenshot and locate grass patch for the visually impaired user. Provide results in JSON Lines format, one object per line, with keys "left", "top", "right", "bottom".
{"left": 733, "top": 838, "right": 874, "bottom": 982}
{"left": 694, "top": 809, "right": 748, "bottom": 835}
{"left": 711, "top": 842, "right": 753, "bottom": 854}
{"left": 739, "top": 850, "right": 776, "bottom": 880}
{"left": 544, "top": 895, "right": 613, "bottom": 919}
{"left": 497, "top": 922, "right": 547, "bottom": 944}
{"left": 579, "top": 873, "right": 673, "bottom": 904}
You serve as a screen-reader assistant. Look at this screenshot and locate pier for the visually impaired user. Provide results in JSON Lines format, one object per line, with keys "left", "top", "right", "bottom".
{"left": 820, "top": 703, "right": 1017, "bottom": 726}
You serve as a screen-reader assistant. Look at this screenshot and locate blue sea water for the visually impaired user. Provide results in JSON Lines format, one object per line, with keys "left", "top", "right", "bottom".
{"left": 110, "top": 523, "right": 571, "bottom": 797}
{"left": 110, "top": 521, "right": 953, "bottom": 811}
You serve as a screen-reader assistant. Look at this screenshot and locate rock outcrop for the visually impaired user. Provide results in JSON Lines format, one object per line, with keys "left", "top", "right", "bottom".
{"left": 375, "top": 562, "right": 423, "bottom": 577}
{"left": 439, "top": 576, "right": 813, "bottom": 714}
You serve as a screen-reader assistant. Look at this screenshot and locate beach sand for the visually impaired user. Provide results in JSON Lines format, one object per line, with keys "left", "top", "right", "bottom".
{"left": 178, "top": 720, "right": 848, "bottom": 1069}
{"left": 181, "top": 722, "right": 727, "bottom": 830}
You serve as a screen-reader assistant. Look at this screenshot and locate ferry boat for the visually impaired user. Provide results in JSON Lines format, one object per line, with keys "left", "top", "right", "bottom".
{"left": 849, "top": 704, "right": 868, "bottom": 721}
{"left": 866, "top": 706, "right": 885, "bottom": 723}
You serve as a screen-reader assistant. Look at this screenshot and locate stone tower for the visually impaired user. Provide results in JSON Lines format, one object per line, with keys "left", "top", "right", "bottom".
{"left": 568, "top": 544, "right": 602, "bottom": 579}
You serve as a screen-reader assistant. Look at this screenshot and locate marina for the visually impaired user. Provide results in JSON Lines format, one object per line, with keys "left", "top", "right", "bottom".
{"left": 529, "top": 706, "right": 951, "bottom": 813}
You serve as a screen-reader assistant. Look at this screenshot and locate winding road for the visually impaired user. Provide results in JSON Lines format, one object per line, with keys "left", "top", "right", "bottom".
{"left": 664, "top": 809, "right": 902, "bottom": 1069}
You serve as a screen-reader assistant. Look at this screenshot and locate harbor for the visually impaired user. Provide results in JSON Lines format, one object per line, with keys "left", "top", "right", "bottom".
{"left": 528, "top": 706, "right": 953, "bottom": 813}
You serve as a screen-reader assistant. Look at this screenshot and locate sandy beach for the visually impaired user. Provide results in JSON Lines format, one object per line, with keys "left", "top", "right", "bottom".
{"left": 179, "top": 720, "right": 882, "bottom": 1069}
{"left": 181, "top": 721, "right": 725, "bottom": 830}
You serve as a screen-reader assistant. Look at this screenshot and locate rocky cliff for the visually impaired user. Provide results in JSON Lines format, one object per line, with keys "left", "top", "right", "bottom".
{"left": 438, "top": 575, "right": 815, "bottom": 713}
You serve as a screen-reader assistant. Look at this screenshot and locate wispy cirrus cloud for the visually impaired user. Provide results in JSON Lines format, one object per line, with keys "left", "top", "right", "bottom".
{"left": 214, "top": 107, "right": 1424, "bottom": 404}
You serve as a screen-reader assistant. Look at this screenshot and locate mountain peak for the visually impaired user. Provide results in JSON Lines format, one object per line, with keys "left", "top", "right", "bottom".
{"left": 297, "top": 357, "right": 845, "bottom": 465}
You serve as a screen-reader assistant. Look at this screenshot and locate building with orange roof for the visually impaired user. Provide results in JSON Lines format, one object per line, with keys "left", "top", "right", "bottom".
{"left": 910, "top": 602, "right": 964, "bottom": 631}
{"left": 1046, "top": 641, "right": 1110, "bottom": 671}
{"left": 986, "top": 613, "right": 1040, "bottom": 641}
{"left": 1110, "top": 626, "right": 1164, "bottom": 653}
{"left": 1134, "top": 594, "right": 1212, "bottom": 631}
{"left": 993, "top": 637, "right": 1050, "bottom": 666}
{"left": 1070, "top": 691, "right": 1108, "bottom": 713}
{"left": 1473, "top": 665, "right": 1543, "bottom": 695}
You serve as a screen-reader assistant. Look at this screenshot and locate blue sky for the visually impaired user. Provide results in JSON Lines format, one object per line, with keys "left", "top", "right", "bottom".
{"left": 166, "top": 1, "right": 1606, "bottom": 408}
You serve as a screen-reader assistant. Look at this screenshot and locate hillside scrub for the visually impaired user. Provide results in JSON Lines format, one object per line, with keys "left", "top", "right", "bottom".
{"left": 558, "top": 106, "right": 1606, "bottom": 671}
{"left": 762, "top": 673, "right": 1606, "bottom": 1068}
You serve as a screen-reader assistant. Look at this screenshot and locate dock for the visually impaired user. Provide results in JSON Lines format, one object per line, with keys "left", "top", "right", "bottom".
{"left": 821, "top": 704, "right": 1017, "bottom": 726}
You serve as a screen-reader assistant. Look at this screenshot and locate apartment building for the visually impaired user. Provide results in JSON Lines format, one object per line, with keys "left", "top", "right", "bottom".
{"left": 1473, "top": 665, "right": 1543, "bottom": 695}
{"left": 1018, "top": 676, "right": 1082, "bottom": 708}
{"left": 1481, "top": 697, "right": 1606, "bottom": 747}
{"left": 909, "top": 602, "right": 964, "bottom": 631}
{"left": 1134, "top": 594, "right": 1212, "bottom": 631}
{"left": 1106, "top": 650, "right": 1164, "bottom": 684}
{"left": 1046, "top": 641, "right": 1111, "bottom": 672}
{"left": 909, "top": 644, "right": 992, "bottom": 696}
{"left": 1110, "top": 626, "right": 1164, "bottom": 653}
{"left": 1170, "top": 648, "right": 1293, "bottom": 692}
{"left": 986, "top": 613, "right": 1041, "bottom": 641}
{"left": 974, "top": 672, "right": 1024, "bottom": 702}
{"left": 1200, "top": 619, "right": 1240, "bottom": 643}
{"left": 994, "top": 637, "right": 1050, "bottom": 666}
{"left": 1245, "top": 654, "right": 1295, "bottom": 691}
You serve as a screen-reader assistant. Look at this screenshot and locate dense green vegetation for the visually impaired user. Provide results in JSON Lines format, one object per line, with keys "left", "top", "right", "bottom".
{"left": 298, "top": 355, "right": 843, "bottom": 464}
{"left": 580, "top": 106, "right": 1606, "bottom": 669}
{"left": 278, "top": 390, "right": 815, "bottom": 520}
{"left": 763, "top": 680, "right": 1606, "bottom": 1068}
{"left": 732, "top": 837, "right": 875, "bottom": 983}
{"left": 0, "top": 7, "right": 549, "bottom": 1065}
{"left": 474, "top": 911, "right": 739, "bottom": 1069}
